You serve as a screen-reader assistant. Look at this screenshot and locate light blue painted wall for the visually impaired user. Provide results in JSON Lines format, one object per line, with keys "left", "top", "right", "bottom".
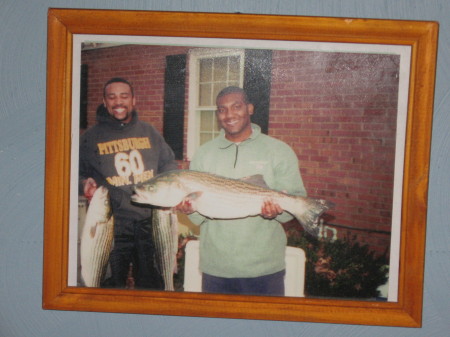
{"left": 0, "top": 1, "right": 448, "bottom": 336}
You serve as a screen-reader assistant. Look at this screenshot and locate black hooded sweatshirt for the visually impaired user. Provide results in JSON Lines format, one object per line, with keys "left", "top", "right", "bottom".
{"left": 79, "top": 108, "right": 177, "bottom": 233}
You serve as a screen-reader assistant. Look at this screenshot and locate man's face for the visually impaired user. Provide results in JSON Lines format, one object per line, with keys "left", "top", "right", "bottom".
{"left": 103, "top": 82, "right": 136, "bottom": 123}
{"left": 216, "top": 92, "right": 254, "bottom": 142}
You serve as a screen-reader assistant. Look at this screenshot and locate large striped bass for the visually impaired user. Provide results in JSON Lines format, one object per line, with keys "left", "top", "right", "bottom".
{"left": 152, "top": 209, "right": 179, "bottom": 291}
{"left": 80, "top": 186, "right": 114, "bottom": 287}
{"left": 132, "top": 170, "right": 334, "bottom": 236}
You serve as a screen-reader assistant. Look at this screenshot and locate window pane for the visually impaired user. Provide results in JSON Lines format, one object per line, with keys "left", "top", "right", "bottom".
{"left": 199, "top": 58, "right": 212, "bottom": 82}
{"left": 200, "top": 110, "right": 214, "bottom": 132}
{"left": 229, "top": 56, "right": 240, "bottom": 81}
{"left": 200, "top": 109, "right": 221, "bottom": 145}
{"left": 199, "top": 83, "right": 212, "bottom": 106}
{"left": 214, "top": 57, "right": 228, "bottom": 82}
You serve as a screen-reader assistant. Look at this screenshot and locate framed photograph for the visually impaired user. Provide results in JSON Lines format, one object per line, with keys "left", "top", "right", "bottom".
{"left": 43, "top": 8, "right": 438, "bottom": 327}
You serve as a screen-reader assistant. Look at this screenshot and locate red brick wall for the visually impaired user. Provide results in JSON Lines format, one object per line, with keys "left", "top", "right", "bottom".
{"left": 270, "top": 50, "right": 399, "bottom": 254}
{"left": 81, "top": 45, "right": 400, "bottom": 255}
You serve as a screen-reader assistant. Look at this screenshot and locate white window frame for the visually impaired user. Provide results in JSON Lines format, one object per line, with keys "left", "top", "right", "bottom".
{"left": 186, "top": 48, "right": 245, "bottom": 160}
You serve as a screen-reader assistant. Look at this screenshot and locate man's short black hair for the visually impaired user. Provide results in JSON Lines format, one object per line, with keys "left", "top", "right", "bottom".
{"left": 103, "top": 77, "right": 134, "bottom": 97}
{"left": 216, "top": 86, "right": 250, "bottom": 104}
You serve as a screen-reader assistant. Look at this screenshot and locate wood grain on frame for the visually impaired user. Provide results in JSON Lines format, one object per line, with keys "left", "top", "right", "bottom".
{"left": 43, "top": 8, "right": 438, "bottom": 327}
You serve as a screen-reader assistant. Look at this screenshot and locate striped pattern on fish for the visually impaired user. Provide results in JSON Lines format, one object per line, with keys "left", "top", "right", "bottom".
{"left": 152, "top": 209, "right": 178, "bottom": 291}
{"left": 132, "top": 170, "right": 334, "bottom": 236}
{"left": 80, "top": 186, "right": 114, "bottom": 287}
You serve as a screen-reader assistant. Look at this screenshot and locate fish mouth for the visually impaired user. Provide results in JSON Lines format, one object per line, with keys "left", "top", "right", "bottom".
{"left": 131, "top": 189, "right": 147, "bottom": 203}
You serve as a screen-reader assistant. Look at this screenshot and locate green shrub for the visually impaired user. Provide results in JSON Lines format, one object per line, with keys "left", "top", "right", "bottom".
{"left": 286, "top": 226, "right": 389, "bottom": 299}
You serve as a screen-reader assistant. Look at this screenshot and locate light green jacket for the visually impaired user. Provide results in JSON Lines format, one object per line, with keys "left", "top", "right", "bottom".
{"left": 188, "top": 124, "right": 306, "bottom": 278}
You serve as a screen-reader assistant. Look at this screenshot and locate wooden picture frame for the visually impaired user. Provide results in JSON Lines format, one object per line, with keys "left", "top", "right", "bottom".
{"left": 43, "top": 8, "right": 438, "bottom": 327}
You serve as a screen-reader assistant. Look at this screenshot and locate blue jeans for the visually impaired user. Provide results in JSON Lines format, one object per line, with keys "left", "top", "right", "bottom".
{"left": 202, "top": 270, "right": 285, "bottom": 296}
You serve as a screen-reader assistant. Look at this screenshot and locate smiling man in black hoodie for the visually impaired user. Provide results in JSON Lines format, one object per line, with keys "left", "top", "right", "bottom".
{"left": 79, "top": 77, "right": 178, "bottom": 289}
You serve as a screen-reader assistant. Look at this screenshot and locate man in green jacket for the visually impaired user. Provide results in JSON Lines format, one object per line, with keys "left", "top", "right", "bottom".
{"left": 179, "top": 86, "right": 306, "bottom": 296}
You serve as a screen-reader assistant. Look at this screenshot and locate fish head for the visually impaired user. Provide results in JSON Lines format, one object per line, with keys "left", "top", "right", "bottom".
{"left": 88, "top": 186, "right": 112, "bottom": 222}
{"left": 132, "top": 171, "right": 187, "bottom": 207}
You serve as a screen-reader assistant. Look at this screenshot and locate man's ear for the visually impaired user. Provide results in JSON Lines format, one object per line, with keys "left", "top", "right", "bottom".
{"left": 248, "top": 103, "right": 255, "bottom": 116}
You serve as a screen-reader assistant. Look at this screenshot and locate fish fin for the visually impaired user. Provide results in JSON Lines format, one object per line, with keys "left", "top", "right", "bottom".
{"left": 295, "top": 199, "right": 335, "bottom": 237}
{"left": 185, "top": 191, "right": 203, "bottom": 201}
{"left": 240, "top": 174, "right": 270, "bottom": 189}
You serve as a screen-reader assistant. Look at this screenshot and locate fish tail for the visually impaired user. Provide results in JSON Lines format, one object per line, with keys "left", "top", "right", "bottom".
{"left": 293, "top": 199, "right": 334, "bottom": 237}
{"left": 152, "top": 209, "right": 178, "bottom": 291}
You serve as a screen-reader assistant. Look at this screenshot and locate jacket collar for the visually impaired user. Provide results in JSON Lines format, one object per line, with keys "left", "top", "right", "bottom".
{"left": 218, "top": 123, "right": 261, "bottom": 149}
